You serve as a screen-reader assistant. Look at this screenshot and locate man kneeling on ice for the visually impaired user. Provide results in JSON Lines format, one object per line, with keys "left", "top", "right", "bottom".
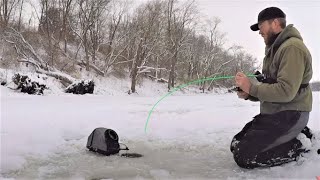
{"left": 231, "top": 7, "right": 315, "bottom": 169}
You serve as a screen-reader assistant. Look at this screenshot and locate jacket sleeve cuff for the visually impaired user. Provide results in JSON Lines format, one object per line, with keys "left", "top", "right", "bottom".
{"left": 249, "top": 83, "right": 259, "bottom": 97}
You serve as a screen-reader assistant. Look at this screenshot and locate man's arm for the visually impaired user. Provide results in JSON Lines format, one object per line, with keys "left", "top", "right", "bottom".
{"left": 249, "top": 46, "right": 306, "bottom": 102}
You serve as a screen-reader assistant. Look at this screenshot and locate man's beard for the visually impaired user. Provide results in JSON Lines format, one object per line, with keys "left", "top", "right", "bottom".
{"left": 265, "top": 30, "right": 279, "bottom": 46}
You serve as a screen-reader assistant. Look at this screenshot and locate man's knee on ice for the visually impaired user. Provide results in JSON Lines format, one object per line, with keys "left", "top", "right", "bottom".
{"left": 233, "top": 154, "right": 257, "bottom": 169}
{"left": 233, "top": 146, "right": 257, "bottom": 169}
{"left": 230, "top": 137, "right": 240, "bottom": 153}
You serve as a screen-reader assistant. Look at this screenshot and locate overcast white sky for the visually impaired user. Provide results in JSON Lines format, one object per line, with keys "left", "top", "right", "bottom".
{"left": 194, "top": 0, "right": 320, "bottom": 81}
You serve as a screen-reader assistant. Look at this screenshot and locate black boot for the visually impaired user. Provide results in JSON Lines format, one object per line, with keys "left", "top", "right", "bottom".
{"left": 301, "top": 126, "right": 313, "bottom": 139}
{"left": 301, "top": 127, "right": 320, "bottom": 154}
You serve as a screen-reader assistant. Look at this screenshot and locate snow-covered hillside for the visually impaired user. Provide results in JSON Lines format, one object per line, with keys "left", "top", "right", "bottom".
{"left": 0, "top": 68, "right": 228, "bottom": 97}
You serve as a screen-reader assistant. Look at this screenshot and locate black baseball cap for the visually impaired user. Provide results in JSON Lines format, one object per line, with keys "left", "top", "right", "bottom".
{"left": 250, "top": 7, "right": 286, "bottom": 31}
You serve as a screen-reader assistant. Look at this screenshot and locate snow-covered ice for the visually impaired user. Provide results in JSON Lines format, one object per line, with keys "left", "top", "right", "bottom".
{"left": 1, "top": 85, "right": 319, "bottom": 179}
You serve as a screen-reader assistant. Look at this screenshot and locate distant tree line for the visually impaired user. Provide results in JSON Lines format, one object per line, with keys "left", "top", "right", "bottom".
{"left": 0, "top": 0, "right": 258, "bottom": 93}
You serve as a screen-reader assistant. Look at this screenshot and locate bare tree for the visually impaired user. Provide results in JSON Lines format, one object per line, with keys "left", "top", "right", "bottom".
{"left": 129, "top": 0, "right": 165, "bottom": 93}
{"left": 76, "top": 0, "right": 110, "bottom": 71}
{"left": 199, "top": 17, "right": 230, "bottom": 92}
{"left": 17, "top": 0, "right": 24, "bottom": 31}
{"left": 4, "top": 27, "right": 75, "bottom": 85}
{"left": 0, "top": 0, "right": 21, "bottom": 27}
{"left": 165, "top": 0, "right": 197, "bottom": 90}
{"left": 38, "top": 0, "right": 62, "bottom": 66}
{"left": 59, "top": 0, "right": 74, "bottom": 53}
{"left": 105, "top": 0, "right": 127, "bottom": 57}
{"left": 229, "top": 44, "right": 243, "bottom": 74}
{"left": 99, "top": 0, "right": 136, "bottom": 75}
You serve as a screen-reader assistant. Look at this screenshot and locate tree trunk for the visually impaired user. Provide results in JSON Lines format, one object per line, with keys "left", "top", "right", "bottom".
{"left": 18, "top": 0, "right": 24, "bottom": 31}
{"left": 187, "top": 64, "right": 191, "bottom": 79}
{"left": 168, "top": 50, "right": 177, "bottom": 90}
{"left": 83, "top": 31, "right": 90, "bottom": 71}
{"left": 202, "top": 70, "right": 208, "bottom": 93}
{"left": 130, "top": 38, "right": 143, "bottom": 93}
{"left": 3, "top": 0, "right": 8, "bottom": 27}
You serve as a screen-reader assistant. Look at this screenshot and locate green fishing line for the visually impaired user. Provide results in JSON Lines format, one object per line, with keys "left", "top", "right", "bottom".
{"left": 144, "top": 74, "right": 256, "bottom": 133}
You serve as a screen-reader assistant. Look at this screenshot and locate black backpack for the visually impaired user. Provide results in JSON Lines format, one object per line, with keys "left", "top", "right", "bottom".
{"left": 87, "top": 127, "right": 143, "bottom": 158}
{"left": 86, "top": 128, "right": 124, "bottom": 156}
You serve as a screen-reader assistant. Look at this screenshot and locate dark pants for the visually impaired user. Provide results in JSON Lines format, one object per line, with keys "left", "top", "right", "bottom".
{"left": 230, "top": 110, "right": 309, "bottom": 169}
